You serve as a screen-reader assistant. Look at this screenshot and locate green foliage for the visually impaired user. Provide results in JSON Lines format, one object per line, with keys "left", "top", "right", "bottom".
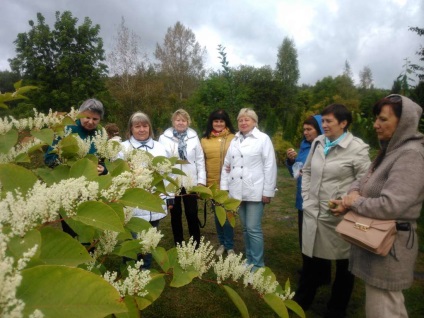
{"left": 9, "top": 11, "right": 108, "bottom": 112}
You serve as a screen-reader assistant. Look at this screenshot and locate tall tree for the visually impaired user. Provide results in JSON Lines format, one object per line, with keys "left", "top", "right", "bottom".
{"left": 275, "top": 37, "right": 300, "bottom": 140}
{"left": 275, "top": 37, "right": 300, "bottom": 100}
{"left": 359, "top": 66, "right": 374, "bottom": 90}
{"left": 155, "top": 21, "right": 206, "bottom": 100}
{"left": 343, "top": 60, "right": 354, "bottom": 82}
{"left": 9, "top": 11, "right": 108, "bottom": 112}
{"left": 409, "top": 26, "right": 424, "bottom": 81}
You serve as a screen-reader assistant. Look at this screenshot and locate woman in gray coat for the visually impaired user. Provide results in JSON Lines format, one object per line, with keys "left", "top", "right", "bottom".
{"left": 332, "top": 95, "right": 424, "bottom": 317}
{"left": 294, "top": 103, "right": 370, "bottom": 318}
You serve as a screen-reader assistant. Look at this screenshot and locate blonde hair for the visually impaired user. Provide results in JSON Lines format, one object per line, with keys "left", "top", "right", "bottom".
{"left": 127, "top": 112, "right": 154, "bottom": 139}
{"left": 237, "top": 108, "right": 258, "bottom": 126}
{"left": 171, "top": 109, "right": 191, "bottom": 126}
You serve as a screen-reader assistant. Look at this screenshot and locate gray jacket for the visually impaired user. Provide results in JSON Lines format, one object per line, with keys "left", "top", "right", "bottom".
{"left": 301, "top": 132, "right": 370, "bottom": 259}
{"left": 348, "top": 95, "right": 424, "bottom": 290}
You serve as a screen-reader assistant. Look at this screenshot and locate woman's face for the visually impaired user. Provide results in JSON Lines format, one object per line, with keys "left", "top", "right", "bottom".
{"left": 212, "top": 119, "right": 226, "bottom": 132}
{"left": 131, "top": 122, "right": 150, "bottom": 141}
{"left": 373, "top": 105, "right": 399, "bottom": 141}
{"left": 303, "top": 124, "right": 319, "bottom": 143}
{"left": 238, "top": 116, "right": 256, "bottom": 134}
{"left": 322, "top": 113, "right": 347, "bottom": 141}
{"left": 173, "top": 115, "right": 189, "bottom": 133}
{"left": 80, "top": 111, "right": 101, "bottom": 131}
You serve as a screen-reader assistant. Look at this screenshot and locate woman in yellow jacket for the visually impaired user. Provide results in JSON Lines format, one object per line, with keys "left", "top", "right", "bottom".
{"left": 201, "top": 109, "right": 236, "bottom": 256}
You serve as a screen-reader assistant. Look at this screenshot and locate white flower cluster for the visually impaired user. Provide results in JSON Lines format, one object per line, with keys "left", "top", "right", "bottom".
{"left": 123, "top": 207, "right": 134, "bottom": 224}
{"left": 0, "top": 177, "right": 99, "bottom": 237}
{"left": 276, "top": 286, "right": 295, "bottom": 301}
{"left": 90, "top": 230, "right": 119, "bottom": 261}
{"left": 0, "top": 108, "right": 78, "bottom": 135}
{"left": 103, "top": 261, "right": 151, "bottom": 298}
{"left": 243, "top": 268, "right": 280, "bottom": 296}
{"left": 0, "top": 227, "right": 40, "bottom": 318}
{"left": 0, "top": 138, "right": 44, "bottom": 164}
{"left": 74, "top": 134, "right": 92, "bottom": 159}
{"left": 91, "top": 130, "right": 123, "bottom": 161}
{"left": 176, "top": 237, "right": 215, "bottom": 278}
{"left": 213, "top": 253, "right": 252, "bottom": 284}
{"left": 100, "top": 171, "right": 133, "bottom": 201}
{"left": 136, "top": 227, "right": 164, "bottom": 253}
{"left": 153, "top": 159, "right": 173, "bottom": 175}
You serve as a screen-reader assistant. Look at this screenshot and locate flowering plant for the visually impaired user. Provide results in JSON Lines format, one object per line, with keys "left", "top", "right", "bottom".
{"left": 0, "top": 86, "right": 304, "bottom": 318}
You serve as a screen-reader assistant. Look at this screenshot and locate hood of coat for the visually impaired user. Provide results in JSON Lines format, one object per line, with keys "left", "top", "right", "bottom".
{"left": 385, "top": 94, "right": 424, "bottom": 153}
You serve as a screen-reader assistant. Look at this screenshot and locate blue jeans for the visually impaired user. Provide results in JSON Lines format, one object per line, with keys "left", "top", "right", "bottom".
{"left": 238, "top": 201, "right": 264, "bottom": 270}
{"left": 214, "top": 211, "right": 234, "bottom": 250}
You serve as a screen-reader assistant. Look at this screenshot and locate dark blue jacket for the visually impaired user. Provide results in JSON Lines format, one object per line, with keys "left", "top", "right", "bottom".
{"left": 44, "top": 119, "right": 108, "bottom": 175}
{"left": 286, "top": 115, "right": 323, "bottom": 210}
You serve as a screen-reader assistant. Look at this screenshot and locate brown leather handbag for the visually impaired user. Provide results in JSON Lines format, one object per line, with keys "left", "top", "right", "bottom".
{"left": 336, "top": 211, "right": 397, "bottom": 256}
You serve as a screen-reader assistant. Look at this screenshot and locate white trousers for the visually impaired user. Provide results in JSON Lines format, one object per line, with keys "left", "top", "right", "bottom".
{"left": 365, "top": 284, "right": 408, "bottom": 318}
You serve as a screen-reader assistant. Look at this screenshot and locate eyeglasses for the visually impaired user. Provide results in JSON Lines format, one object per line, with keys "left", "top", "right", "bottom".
{"left": 386, "top": 95, "right": 402, "bottom": 103}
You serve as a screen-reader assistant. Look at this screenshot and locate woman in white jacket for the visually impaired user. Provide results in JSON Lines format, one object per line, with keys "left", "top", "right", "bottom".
{"left": 220, "top": 108, "right": 277, "bottom": 270}
{"left": 159, "top": 109, "right": 206, "bottom": 247}
{"left": 119, "top": 112, "right": 172, "bottom": 268}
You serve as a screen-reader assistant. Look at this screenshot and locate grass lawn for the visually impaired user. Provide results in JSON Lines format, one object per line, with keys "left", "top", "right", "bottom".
{"left": 140, "top": 168, "right": 424, "bottom": 317}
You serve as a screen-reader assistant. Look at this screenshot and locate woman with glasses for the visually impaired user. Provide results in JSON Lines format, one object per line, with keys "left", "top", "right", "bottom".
{"left": 331, "top": 95, "right": 424, "bottom": 317}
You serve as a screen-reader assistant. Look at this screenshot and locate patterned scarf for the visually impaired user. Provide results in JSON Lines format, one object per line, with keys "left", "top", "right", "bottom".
{"left": 173, "top": 129, "right": 187, "bottom": 160}
{"left": 324, "top": 132, "right": 347, "bottom": 156}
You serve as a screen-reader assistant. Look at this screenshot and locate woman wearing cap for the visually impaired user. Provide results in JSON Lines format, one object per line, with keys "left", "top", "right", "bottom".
{"left": 220, "top": 108, "right": 277, "bottom": 271}
{"left": 159, "top": 109, "right": 206, "bottom": 247}
{"left": 331, "top": 95, "right": 424, "bottom": 317}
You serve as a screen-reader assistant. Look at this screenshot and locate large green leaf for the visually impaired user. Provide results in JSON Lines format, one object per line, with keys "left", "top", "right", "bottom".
{"left": 106, "top": 159, "right": 130, "bottom": 177}
{"left": 0, "top": 163, "right": 38, "bottom": 196}
{"left": 114, "top": 296, "right": 140, "bottom": 318}
{"left": 0, "top": 129, "right": 18, "bottom": 153}
{"left": 170, "top": 262, "right": 198, "bottom": 287}
{"left": 69, "top": 158, "right": 99, "bottom": 180}
{"left": 263, "top": 293, "right": 289, "bottom": 318}
{"left": 135, "top": 273, "right": 166, "bottom": 310}
{"left": 118, "top": 188, "right": 165, "bottom": 213}
{"left": 113, "top": 240, "right": 142, "bottom": 259}
{"left": 283, "top": 299, "right": 305, "bottom": 318}
{"left": 152, "top": 246, "right": 170, "bottom": 273}
{"left": 222, "top": 285, "right": 250, "bottom": 318}
{"left": 17, "top": 265, "right": 127, "bottom": 318}
{"left": 74, "top": 201, "right": 125, "bottom": 233}
{"left": 212, "top": 189, "right": 229, "bottom": 204}
{"left": 36, "top": 165, "right": 70, "bottom": 185}
{"left": 215, "top": 205, "right": 227, "bottom": 227}
{"left": 39, "top": 227, "right": 91, "bottom": 266}
{"left": 223, "top": 197, "right": 241, "bottom": 212}
{"left": 64, "top": 218, "right": 97, "bottom": 243}
{"left": 59, "top": 134, "right": 80, "bottom": 158}
{"left": 7, "top": 229, "right": 41, "bottom": 261}
{"left": 31, "top": 128, "right": 55, "bottom": 145}
{"left": 125, "top": 217, "right": 151, "bottom": 233}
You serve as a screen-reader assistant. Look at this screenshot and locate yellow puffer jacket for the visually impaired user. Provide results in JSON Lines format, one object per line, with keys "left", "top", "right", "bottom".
{"left": 201, "top": 129, "right": 235, "bottom": 188}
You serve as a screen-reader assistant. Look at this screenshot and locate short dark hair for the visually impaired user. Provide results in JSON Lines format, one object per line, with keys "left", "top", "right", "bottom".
{"left": 321, "top": 103, "right": 352, "bottom": 131}
{"left": 203, "top": 109, "right": 236, "bottom": 138}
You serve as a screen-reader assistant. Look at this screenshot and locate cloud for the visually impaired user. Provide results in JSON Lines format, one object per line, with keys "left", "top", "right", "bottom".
{"left": 0, "top": 0, "right": 422, "bottom": 89}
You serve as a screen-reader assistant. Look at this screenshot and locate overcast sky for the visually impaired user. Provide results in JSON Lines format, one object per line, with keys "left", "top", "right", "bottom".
{"left": 1, "top": 0, "right": 422, "bottom": 89}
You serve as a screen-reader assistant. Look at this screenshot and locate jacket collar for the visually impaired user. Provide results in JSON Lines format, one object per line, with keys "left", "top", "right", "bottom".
{"left": 163, "top": 127, "right": 198, "bottom": 140}
{"left": 235, "top": 126, "right": 261, "bottom": 140}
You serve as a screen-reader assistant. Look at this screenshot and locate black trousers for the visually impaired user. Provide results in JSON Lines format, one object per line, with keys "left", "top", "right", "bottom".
{"left": 170, "top": 187, "right": 200, "bottom": 247}
{"left": 294, "top": 255, "right": 354, "bottom": 317}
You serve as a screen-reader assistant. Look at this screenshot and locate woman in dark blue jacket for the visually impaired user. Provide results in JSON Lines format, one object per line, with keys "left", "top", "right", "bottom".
{"left": 286, "top": 115, "right": 323, "bottom": 247}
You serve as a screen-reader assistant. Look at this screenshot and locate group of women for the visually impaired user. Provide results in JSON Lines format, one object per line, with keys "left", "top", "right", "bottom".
{"left": 286, "top": 96, "right": 424, "bottom": 318}
{"left": 46, "top": 94, "right": 424, "bottom": 317}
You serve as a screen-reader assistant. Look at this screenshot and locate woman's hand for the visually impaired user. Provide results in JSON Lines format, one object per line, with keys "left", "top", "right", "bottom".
{"left": 329, "top": 199, "right": 348, "bottom": 216}
{"left": 97, "top": 164, "right": 105, "bottom": 175}
{"left": 342, "top": 191, "right": 360, "bottom": 208}
{"left": 262, "top": 196, "right": 271, "bottom": 204}
{"left": 286, "top": 148, "right": 297, "bottom": 162}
